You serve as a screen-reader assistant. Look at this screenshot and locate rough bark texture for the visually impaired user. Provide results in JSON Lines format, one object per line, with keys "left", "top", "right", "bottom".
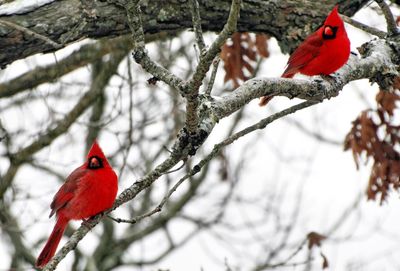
{"left": 0, "top": 0, "right": 369, "bottom": 68}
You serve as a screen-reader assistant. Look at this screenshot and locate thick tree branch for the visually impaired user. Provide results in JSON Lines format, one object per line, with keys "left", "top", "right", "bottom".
{"left": 0, "top": 18, "right": 62, "bottom": 49}
{"left": 212, "top": 39, "right": 399, "bottom": 120}
{"left": 0, "top": 36, "right": 131, "bottom": 99}
{"left": 0, "top": 0, "right": 369, "bottom": 68}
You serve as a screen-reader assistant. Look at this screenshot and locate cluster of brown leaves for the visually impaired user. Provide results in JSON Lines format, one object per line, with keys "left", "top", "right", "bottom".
{"left": 221, "top": 33, "right": 270, "bottom": 88}
{"left": 307, "top": 232, "right": 329, "bottom": 269}
{"left": 344, "top": 78, "right": 400, "bottom": 203}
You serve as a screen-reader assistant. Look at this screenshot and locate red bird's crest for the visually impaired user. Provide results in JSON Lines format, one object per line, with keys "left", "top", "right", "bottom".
{"left": 88, "top": 140, "right": 106, "bottom": 159}
{"left": 324, "top": 5, "right": 344, "bottom": 29}
{"left": 87, "top": 140, "right": 111, "bottom": 168}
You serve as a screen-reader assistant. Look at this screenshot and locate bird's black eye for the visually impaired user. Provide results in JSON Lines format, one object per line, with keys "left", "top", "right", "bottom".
{"left": 88, "top": 156, "right": 103, "bottom": 169}
{"left": 322, "top": 25, "right": 338, "bottom": 40}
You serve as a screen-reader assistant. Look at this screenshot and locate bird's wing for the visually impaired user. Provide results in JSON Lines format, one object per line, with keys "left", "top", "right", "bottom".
{"left": 282, "top": 32, "right": 323, "bottom": 78}
{"left": 49, "top": 167, "right": 86, "bottom": 218}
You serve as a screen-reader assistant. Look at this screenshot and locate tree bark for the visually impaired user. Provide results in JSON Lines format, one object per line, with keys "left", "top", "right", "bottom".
{"left": 0, "top": 0, "right": 369, "bottom": 68}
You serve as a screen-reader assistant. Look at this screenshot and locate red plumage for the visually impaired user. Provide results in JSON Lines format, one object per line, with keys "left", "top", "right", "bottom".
{"left": 35, "top": 141, "right": 118, "bottom": 268}
{"left": 259, "top": 5, "right": 350, "bottom": 106}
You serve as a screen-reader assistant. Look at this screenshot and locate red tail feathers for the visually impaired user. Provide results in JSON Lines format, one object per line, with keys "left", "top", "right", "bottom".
{"left": 258, "top": 72, "right": 294, "bottom": 106}
{"left": 35, "top": 215, "right": 69, "bottom": 268}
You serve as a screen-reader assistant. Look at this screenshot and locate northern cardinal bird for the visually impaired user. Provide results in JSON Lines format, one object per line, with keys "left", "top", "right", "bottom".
{"left": 35, "top": 141, "right": 118, "bottom": 268}
{"left": 259, "top": 5, "right": 350, "bottom": 106}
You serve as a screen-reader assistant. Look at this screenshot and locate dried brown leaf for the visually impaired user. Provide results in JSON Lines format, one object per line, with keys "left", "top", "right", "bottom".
{"left": 321, "top": 252, "right": 329, "bottom": 269}
{"left": 255, "top": 34, "right": 270, "bottom": 58}
{"left": 376, "top": 90, "right": 400, "bottom": 116}
{"left": 221, "top": 32, "right": 270, "bottom": 89}
{"left": 346, "top": 89, "right": 400, "bottom": 202}
{"left": 307, "top": 232, "right": 326, "bottom": 249}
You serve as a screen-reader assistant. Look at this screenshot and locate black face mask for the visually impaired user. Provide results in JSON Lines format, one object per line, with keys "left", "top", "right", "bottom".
{"left": 88, "top": 156, "right": 103, "bottom": 169}
{"left": 322, "top": 25, "right": 339, "bottom": 40}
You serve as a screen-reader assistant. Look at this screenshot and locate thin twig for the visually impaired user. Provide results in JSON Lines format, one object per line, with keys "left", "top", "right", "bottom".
{"left": 253, "top": 239, "right": 309, "bottom": 270}
{"left": 254, "top": 258, "right": 314, "bottom": 270}
{"left": 341, "top": 15, "right": 387, "bottom": 38}
{"left": 189, "top": 0, "right": 206, "bottom": 53}
{"left": 284, "top": 117, "right": 342, "bottom": 146}
{"left": 108, "top": 166, "right": 195, "bottom": 224}
{"left": 164, "top": 160, "right": 186, "bottom": 174}
{"left": 375, "top": 0, "right": 399, "bottom": 35}
{"left": 205, "top": 56, "right": 220, "bottom": 95}
{"left": 125, "top": 0, "right": 185, "bottom": 91}
{"left": 107, "top": 206, "right": 161, "bottom": 224}
{"left": 0, "top": 19, "right": 62, "bottom": 49}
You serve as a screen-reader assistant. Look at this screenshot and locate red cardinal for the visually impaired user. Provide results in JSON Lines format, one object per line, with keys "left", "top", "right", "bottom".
{"left": 35, "top": 141, "right": 118, "bottom": 268}
{"left": 259, "top": 5, "right": 350, "bottom": 106}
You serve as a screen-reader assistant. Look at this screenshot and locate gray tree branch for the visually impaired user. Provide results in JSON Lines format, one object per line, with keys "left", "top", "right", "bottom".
{"left": 0, "top": 0, "right": 369, "bottom": 68}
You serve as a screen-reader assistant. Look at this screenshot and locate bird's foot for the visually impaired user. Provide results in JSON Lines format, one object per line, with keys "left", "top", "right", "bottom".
{"left": 320, "top": 74, "right": 336, "bottom": 83}
{"left": 317, "top": 75, "right": 340, "bottom": 100}
{"left": 81, "top": 212, "right": 104, "bottom": 229}
{"left": 312, "top": 77, "right": 329, "bottom": 101}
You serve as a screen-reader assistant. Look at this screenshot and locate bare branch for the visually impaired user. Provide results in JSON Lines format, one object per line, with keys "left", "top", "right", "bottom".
{"left": 189, "top": 0, "right": 206, "bottom": 53}
{"left": 284, "top": 117, "right": 342, "bottom": 146}
{"left": 375, "top": 0, "right": 400, "bottom": 35}
{"left": 253, "top": 239, "right": 309, "bottom": 271}
{"left": 0, "top": 18, "right": 62, "bottom": 49}
{"left": 125, "top": 0, "right": 185, "bottom": 92}
{"left": 205, "top": 56, "right": 220, "bottom": 95}
{"left": 0, "top": 36, "right": 131, "bottom": 99}
{"left": 341, "top": 15, "right": 387, "bottom": 38}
